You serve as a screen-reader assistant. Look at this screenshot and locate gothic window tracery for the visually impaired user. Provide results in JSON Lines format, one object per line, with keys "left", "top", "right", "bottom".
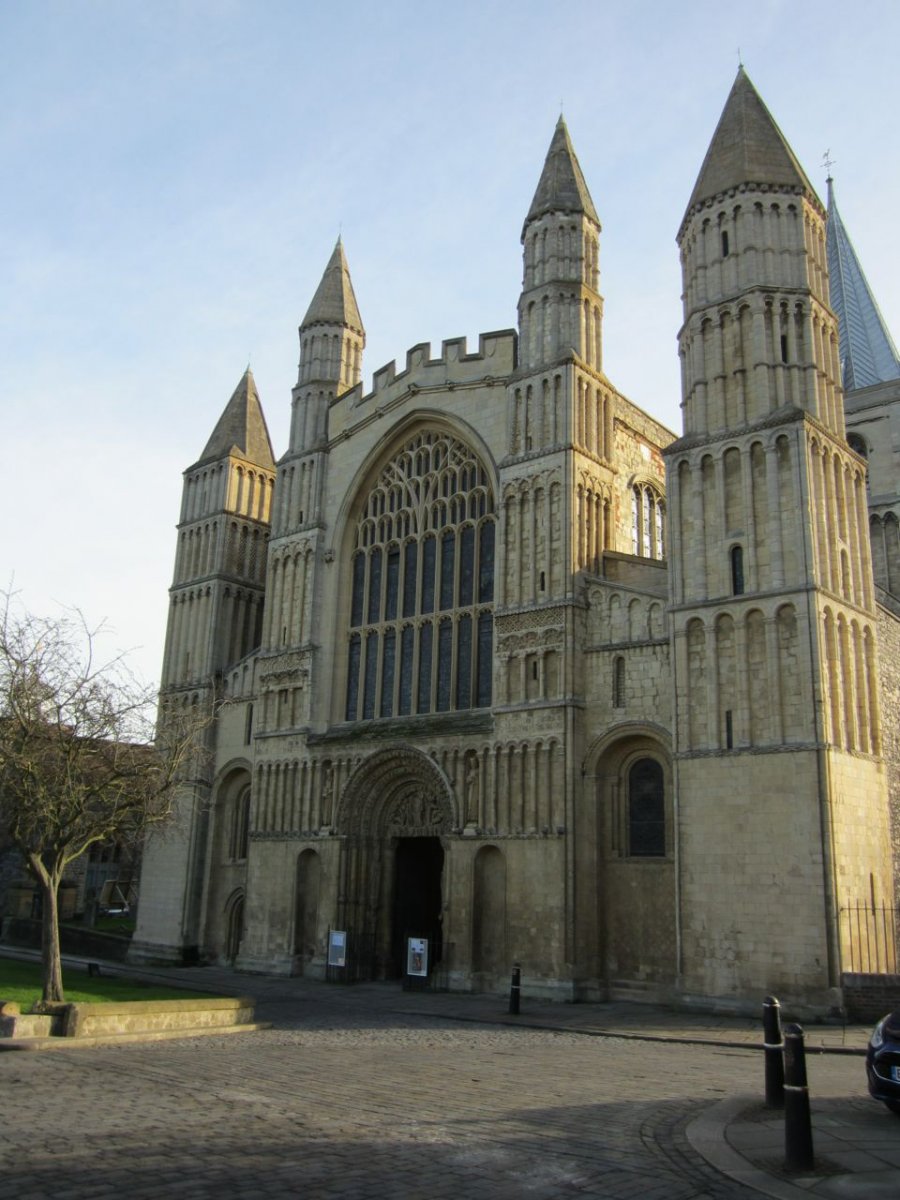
{"left": 631, "top": 483, "right": 666, "bottom": 559}
{"left": 345, "top": 431, "right": 495, "bottom": 720}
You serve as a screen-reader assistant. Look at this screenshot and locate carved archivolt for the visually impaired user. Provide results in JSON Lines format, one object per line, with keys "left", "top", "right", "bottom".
{"left": 497, "top": 626, "right": 564, "bottom": 655}
{"left": 259, "top": 651, "right": 312, "bottom": 686}
{"left": 335, "top": 746, "right": 456, "bottom": 838}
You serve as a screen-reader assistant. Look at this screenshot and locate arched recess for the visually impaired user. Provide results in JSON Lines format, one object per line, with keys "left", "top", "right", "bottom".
{"left": 224, "top": 889, "right": 245, "bottom": 965}
{"left": 334, "top": 747, "right": 456, "bottom": 981}
{"left": 205, "top": 761, "right": 253, "bottom": 962}
{"left": 472, "top": 845, "right": 507, "bottom": 983}
{"left": 585, "top": 724, "right": 675, "bottom": 992}
{"left": 294, "top": 849, "right": 321, "bottom": 972}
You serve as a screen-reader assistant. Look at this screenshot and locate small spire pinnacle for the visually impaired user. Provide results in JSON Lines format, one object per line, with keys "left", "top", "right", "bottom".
{"left": 524, "top": 117, "right": 599, "bottom": 233}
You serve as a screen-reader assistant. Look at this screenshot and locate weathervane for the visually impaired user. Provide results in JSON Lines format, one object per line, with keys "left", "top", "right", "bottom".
{"left": 822, "top": 149, "right": 836, "bottom": 179}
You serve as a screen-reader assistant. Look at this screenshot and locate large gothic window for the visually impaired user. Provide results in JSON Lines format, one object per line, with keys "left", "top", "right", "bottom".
{"left": 345, "top": 431, "right": 495, "bottom": 720}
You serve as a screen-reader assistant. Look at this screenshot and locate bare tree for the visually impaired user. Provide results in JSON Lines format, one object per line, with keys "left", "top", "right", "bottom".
{"left": 0, "top": 590, "right": 209, "bottom": 1004}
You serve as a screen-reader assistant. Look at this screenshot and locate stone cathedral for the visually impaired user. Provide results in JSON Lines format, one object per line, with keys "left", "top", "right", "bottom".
{"left": 133, "top": 70, "right": 900, "bottom": 1014}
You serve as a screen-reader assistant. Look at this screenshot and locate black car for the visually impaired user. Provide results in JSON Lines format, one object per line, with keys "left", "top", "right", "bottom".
{"left": 866, "top": 1011, "right": 900, "bottom": 1113}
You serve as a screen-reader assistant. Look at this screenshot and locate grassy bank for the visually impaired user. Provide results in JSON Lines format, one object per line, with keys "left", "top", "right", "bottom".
{"left": 0, "top": 959, "right": 216, "bottom": 1007}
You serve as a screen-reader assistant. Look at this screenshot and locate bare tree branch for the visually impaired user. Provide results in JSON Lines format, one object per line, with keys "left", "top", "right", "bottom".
{"left": 0, "top": 588, "right": 212, "bottom": 1003}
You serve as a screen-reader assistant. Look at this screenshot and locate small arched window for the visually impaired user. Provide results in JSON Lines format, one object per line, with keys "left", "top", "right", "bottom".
{"left": 628, "top": 758, "right": 665, "bottom": 857}
{"left": 613, "top": 656, "right": 625, "bottom": 708}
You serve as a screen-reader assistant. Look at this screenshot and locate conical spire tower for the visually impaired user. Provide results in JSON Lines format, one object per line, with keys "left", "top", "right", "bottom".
{"left": 162, "top": 369, "right": 275, "bottom": 689}
{"left": 296, "top": 238, "right": 365, "bottom": 403}
{"left": 677, "top": 67, "right": 840, "bottom": 437}
{"left": 199, "top": 367, "right": 275, "bottom": 468}
{"left": 667, "top": 70, "right": 891, "bottom": 1009}
{"left": 518, "top": 117, "right": 603, "bottom": 373}
{"left": 826, "top": 178, "right": 900, "bottom": 391}
{"left": 683, "top": 67, "right": 816, "bottom": 222}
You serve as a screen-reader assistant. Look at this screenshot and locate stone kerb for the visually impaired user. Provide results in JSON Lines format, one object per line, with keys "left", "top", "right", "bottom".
{"left": 0, "top": 995, "right": 263, "bottom": 1048}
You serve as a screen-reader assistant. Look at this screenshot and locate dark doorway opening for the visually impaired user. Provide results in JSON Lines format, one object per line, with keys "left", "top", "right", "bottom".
{"left": 391, "top": 837, "right": 443, "bottom": 978}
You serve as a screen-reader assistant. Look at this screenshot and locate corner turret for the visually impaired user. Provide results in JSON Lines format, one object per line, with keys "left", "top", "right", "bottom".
{"left": 162, "top": 368, "right": 275, "bottom": 688}
{"left": 290, "top": 239, "right": 365, "bottom": 456}
{"left": 518, "top": 118, "right": 603, "bottom": 372}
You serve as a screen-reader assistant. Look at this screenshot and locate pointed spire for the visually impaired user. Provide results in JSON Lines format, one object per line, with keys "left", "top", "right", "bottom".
{"left": 826, "top": 179, "right": 900, "bottom": 391}
{"left": 684, "top": 68, "right": 817, "bottom": 220}
{"left": 524, "top": 116, "right": 599, "bottom": 234}
{"left": 300, "top": 238, "right": 364, "bottom": 335}
{"left": 199, "top": 368, "right": 275, "bottom": 468}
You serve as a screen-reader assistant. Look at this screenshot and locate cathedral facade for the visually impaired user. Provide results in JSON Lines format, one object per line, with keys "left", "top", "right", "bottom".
{"left": 132, "top": 71, "right": 900, "bottom": 1014}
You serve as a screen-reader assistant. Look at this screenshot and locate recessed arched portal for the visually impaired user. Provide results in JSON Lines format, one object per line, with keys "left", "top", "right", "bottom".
{"left": 392, "top": 837, "right": 444, "bottom": 978}
{"left": 335, "top": 747, "right": 456, "bottom": 980}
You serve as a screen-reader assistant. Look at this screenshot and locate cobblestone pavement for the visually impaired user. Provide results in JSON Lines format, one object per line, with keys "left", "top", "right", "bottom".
{"left": 0, "top": 980, "right": 874, "bottom": 1200}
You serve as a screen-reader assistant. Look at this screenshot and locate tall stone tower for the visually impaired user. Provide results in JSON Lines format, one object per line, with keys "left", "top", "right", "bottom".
{"left": 666, "top": 69, "right": 893, "bottom": 1006}
{"left": 252, "top": 240, "right": 365, "bottom": 731}
{"left": 132, "top": 369, "right": 275, "bottom": 962}
{"left": 503, "top": 117, "right": 614, "bottom": 610}
{"left": 496, "top": 119, "right": 620, "bottom": 986}
{"left": 161, "top": 368, "right": 275, "bottom": 690}
{"left": 234, "top": 242, "right": 366, "bottom": 970}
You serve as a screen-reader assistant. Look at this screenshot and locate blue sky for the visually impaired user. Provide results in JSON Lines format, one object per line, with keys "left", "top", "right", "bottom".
{"left": 3, "top": 0, "right": 899, "bottom": 685}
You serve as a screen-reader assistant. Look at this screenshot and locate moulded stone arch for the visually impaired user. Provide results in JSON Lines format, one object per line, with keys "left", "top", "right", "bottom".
{"left": 336, "top": 746, "right": 457, "bottom": 838}
{"left": 329, "top": 410, "right": 500, "bottom": 566}
{"left": 585, "top": 722, "right": 676, "bottom": 988}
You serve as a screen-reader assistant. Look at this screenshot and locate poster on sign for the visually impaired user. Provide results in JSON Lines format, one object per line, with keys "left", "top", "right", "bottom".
{"left": 406, "top": 937, "right": 428, "bottom": 977}
{"left": 327, "top": 930, "right": 347, "bottom": 968}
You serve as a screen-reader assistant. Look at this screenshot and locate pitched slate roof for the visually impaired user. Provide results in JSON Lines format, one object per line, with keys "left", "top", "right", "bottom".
{"left": 524, "top": 116, "right": 600, "bottom": 234}
{"left": 199, "top": 367, "right": 275, "bottom": 468}
{"left": 300, "top": 238, "right": 364, "bottom": 335}
{"left": 684, "top": 68, "right": 816, "bottom": 220}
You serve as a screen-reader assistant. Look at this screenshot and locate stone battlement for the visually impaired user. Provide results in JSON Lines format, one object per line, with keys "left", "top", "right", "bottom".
{"left": 343, "top": 329, "right": 517, "bottom": 409}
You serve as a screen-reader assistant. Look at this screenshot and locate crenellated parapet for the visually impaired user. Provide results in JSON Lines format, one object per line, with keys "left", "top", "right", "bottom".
{"left": 327, "top": 331, "right": 516, "bottom": 441}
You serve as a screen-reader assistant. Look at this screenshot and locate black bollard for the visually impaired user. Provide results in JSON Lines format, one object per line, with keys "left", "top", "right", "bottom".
{"left": 509, "top": 963, "right": 521, "bottom": 1015}
{"left": 762, "top": 995, "right": 784, "bottom": 1108}
{"left": 783, "top": 1023, "right": 814, "bottom": 1172}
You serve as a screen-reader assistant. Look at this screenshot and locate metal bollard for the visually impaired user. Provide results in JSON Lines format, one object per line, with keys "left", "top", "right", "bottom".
{"left": 509, "top": 963, "right": 521, "bottom": 1015}
{"left": 762, "top": 995, "right": 784, "bottom": 1108}
{"left": 783, "top": 1023, "right": 814, "bottom": 1172}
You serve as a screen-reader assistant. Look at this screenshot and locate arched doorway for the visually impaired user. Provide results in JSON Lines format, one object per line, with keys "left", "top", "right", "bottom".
{"left": 335, "top": 747, "right": 456, "bottom": 981}
{"left": 587, "top": 725, "right": 674, "bottom": 993}
{"left": 392, "top": 837, "right": 444, "bottom": 978}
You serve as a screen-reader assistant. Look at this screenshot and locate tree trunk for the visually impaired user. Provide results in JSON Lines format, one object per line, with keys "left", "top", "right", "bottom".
{"left": 38, "top": 870, "right": 65, "bottom": 1004}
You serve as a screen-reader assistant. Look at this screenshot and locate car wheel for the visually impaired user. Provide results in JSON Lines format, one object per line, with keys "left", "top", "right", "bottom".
{"left": 884, "top": 1101, "right": 900, "bottom": 1116}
